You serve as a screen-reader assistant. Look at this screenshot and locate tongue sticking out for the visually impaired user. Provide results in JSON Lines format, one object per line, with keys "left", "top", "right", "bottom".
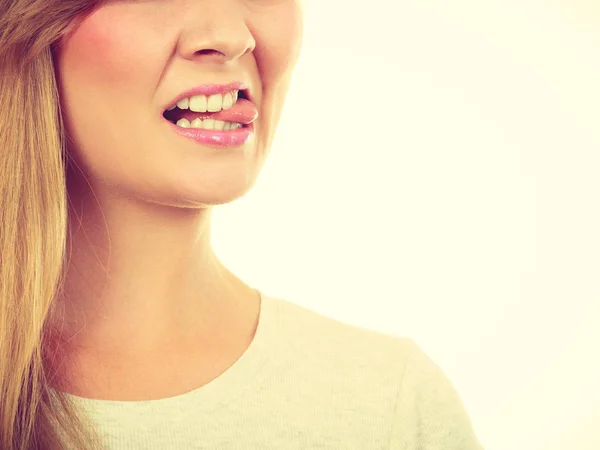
{"left": 165, "top": 98, "right": 259, "bottom": 125}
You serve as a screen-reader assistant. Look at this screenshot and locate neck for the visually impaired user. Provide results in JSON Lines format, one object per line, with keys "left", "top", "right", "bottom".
{"left": 47, "top": 172, "right": 255, "bottom": 355}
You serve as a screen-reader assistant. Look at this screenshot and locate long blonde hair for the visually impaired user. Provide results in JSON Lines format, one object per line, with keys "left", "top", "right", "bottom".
{"left": 0, "top": 1, "right": 105, "bottom": 448}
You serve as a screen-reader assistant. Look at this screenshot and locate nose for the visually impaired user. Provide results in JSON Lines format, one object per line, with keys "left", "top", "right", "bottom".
{"left": 177, "top": 0, "right": 256, "bottom": 64}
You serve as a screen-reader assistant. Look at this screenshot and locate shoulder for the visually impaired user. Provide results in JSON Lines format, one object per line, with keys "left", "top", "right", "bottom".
{"left": 389, "top": 339, "right": 485, "bottom": 449}
{"left": 266, "top": 294, "right": 484, "bottom": 449}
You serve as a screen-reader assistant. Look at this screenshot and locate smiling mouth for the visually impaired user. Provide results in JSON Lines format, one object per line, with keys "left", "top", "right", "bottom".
{"left": 163, "top": 90, "right": 250, "bottom": 126}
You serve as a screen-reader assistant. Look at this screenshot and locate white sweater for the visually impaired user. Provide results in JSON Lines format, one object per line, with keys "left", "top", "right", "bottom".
{"left": 58, "top": 290, "right": 484, "bottom": 449}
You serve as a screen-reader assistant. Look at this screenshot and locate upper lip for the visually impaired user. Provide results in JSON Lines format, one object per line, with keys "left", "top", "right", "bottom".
{"left": 163, "top": 81, "right": 253, "bottom": 112}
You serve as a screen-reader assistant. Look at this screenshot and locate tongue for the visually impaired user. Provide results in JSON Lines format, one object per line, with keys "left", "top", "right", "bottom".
{"left": 170, "top": 99, "right": 258, "bottom": 124}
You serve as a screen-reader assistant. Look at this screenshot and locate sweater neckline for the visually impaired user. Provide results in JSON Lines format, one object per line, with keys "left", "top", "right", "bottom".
{"left": 51, "top": 289, "right": 278, "bottom": 417}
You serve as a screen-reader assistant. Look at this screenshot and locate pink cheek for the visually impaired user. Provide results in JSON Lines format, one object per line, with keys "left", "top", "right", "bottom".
{"left": 63, "top": 18, "right": 135, "bottom": 84}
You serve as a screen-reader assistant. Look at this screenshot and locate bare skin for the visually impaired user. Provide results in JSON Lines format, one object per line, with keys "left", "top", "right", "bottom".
{"left": 45, "top": 166, "right": 262, "bottom": 400}
{"left": 45, "top": 0, "right": 303, "bottom": 401}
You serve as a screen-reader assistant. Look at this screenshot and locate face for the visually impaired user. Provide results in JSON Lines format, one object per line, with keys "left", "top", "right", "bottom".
{"left": 54, "top": 0, "right": 303, "bottom": 208}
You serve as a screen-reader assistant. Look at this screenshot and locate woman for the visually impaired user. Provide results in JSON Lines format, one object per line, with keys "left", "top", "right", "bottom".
{"left": 0, "top": 1, "right": 484, "bottom": 449}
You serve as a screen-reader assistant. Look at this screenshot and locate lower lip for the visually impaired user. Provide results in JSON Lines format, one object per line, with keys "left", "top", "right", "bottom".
{"left": 164, "top": 119, "right": 254, "bottom": 148}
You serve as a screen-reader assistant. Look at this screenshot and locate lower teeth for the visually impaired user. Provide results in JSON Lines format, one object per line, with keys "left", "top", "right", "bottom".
{"left": 175, "top": 118, "right": 243, "bottom": 130}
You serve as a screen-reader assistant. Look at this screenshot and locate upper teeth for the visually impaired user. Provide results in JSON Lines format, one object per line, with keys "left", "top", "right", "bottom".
{"left": 166, "top": 90, "right": 239, "bottom": 113}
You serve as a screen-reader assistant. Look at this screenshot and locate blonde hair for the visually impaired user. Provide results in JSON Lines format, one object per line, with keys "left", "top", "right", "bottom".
{"left": 0, "top": 1, "right": 105, "bottom": 448}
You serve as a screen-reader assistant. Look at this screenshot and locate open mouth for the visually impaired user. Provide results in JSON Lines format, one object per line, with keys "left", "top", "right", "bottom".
{"left": 163, "top": 89, "right": 250, "bottom": 129}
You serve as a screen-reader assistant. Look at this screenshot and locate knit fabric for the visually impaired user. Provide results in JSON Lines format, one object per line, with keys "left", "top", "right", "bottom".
{"left": 55, "top": 291, "right": 484, "bottom": 449}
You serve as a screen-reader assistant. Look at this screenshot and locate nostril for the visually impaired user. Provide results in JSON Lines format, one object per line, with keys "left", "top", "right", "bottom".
{"left": 195, "top": 49, "right": 223, "bottom": 57}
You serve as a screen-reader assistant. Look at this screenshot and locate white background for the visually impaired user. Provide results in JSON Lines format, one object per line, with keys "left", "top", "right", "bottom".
{"left": 212, "top": 1, "right": 600, "bottom": 449}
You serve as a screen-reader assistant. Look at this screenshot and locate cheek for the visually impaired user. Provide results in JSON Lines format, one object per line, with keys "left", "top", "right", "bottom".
{"left": 253, "top": 3, "right": 303, "bottom": 85}
{"left": 61, "top": 16, "right": 133, "bottom": 85}
{"left": 55, "top": 9, "right": 165, "bottom": 182}
{"left": 58, "top": 7, "right": 167, "bottom": 93}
